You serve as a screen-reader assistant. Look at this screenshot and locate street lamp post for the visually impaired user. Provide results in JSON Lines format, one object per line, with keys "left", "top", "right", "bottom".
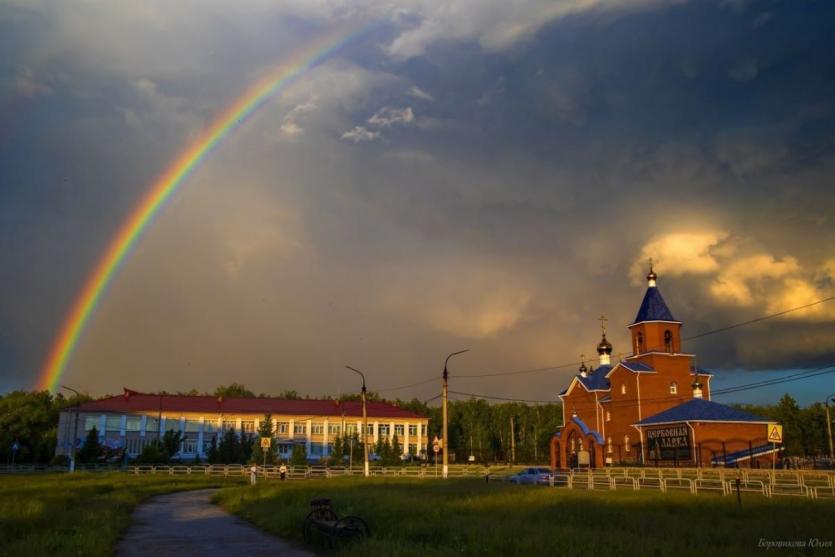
{"left": 442, "top": 349, "right": 469, "bottom": 479}
{"left": 345, "top": 366, "right": 370, "bottom": 477}
{"left": 60, "top": 385, "right": 82, "bottom": 473}
{"left": 825, "top": 394, "right": 835, "bottom": 462}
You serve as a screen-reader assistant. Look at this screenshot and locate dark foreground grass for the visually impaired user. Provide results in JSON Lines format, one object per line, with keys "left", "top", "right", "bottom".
{"left": 215, "top": 478, "right": 835, "bottom": 557}
{"left": 0, "top": 472, "right": 244, "bottom": 557}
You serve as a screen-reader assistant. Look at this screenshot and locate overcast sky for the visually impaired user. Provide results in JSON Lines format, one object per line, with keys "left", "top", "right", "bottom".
{"left": 1, "top": 0, "right": 834, "bottom": 405}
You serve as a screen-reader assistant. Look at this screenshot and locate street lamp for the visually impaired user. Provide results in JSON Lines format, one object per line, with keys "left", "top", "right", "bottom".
{"left": 60, "top": 385, "right": 82, "bottom": 473}
{"left": 825, "top": 394, "right": 835, "bottom": 462}
{"left": 345, "top": 366, "right": 370, "bottom": 477}
{"left": 442, "top": 349, "right": 469, "bottom": 479}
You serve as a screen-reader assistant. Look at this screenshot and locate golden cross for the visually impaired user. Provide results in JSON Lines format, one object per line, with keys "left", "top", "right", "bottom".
{"left": 598, "top": 314, "right": 607, "bottom": 335}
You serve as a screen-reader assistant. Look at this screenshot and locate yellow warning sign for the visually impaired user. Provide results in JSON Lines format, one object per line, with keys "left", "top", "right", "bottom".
{"left": 767, "top": 423, "right": 783, "bottom": 443}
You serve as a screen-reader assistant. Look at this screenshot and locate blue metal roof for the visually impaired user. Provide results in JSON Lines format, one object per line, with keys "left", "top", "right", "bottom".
{"left": 711, "top": 443, "right": 781, "bottom": 465}
{"left": 578, "top": 365, "right": 612, "bottom": 391}
{"left": 554, "top": 415, "right": 605, "bottom": 445}
{"left": 619, "top": 361, "right": 656, "bottom": 373}
{"left": 633, "top": 286, "right": 677, "bottom": 324}
{"left": 636, "top": 398, "right": 770, "bottom": 426}
{"left": 571, "top": 415, "right": 605, "bottom": 445}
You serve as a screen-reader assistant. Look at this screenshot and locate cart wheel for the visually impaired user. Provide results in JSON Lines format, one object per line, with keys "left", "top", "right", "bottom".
{"left": 302, "top": 512, "right": 315, "bottom": 543}
{"left": 333, "top": 515, "right": 370, "bottom": 541}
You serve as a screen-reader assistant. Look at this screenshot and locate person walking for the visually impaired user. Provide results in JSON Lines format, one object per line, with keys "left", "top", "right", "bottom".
{"left": 279, "top": 462, "right": 288, "bottom": 481}
{"left": 250, "top": 464, "right": 258, "bottom": 486}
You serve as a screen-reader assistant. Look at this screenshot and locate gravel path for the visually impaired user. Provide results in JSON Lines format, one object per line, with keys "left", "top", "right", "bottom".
{"left": 117, "top": 488, "right": 314, "bottom": 557}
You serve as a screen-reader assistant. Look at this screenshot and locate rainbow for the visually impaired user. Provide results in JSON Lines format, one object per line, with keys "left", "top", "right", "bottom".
{"left": 37, "top": 24, "right": 378, "bottom": 392}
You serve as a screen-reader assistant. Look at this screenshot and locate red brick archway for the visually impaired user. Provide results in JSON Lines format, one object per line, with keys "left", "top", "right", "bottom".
{"left": 550, "top": 419, "right": 605, "bottom": 470}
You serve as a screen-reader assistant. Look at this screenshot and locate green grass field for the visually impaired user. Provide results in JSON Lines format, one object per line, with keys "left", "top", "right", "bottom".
{"left": 0, "top": 472, "right": 244, "bottom": 557}
{"left": 215, "top": 478, "right": 835, "bottom": 557}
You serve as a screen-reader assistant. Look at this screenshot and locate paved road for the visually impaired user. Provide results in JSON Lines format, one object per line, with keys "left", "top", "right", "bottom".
{"left": 117, "top": 488, "right": 314, "bottom": 557}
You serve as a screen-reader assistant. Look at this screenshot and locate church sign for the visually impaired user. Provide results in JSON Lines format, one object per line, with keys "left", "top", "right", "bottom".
{"left": 647, "top": 426, "right": 691, "bottom": 461}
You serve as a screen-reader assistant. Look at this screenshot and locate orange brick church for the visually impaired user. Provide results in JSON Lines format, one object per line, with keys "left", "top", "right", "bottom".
{"left": 551, "top": 265, "right": 779, "bottom": 469}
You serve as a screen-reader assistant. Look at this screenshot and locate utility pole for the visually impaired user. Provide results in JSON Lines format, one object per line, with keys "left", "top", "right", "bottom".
{"left": 346, "top": 366, "right": 370, "bottom": 477}
{"left": 826, "top": 394, "right": 835, "bottom": 461}
{"left": 510, "top": 415, "right": 516, "bottom": 464}
{"left": 60, "top": 386, "right": 82, "bottom": 473}
{"left": 442, "top": 350, "right": 469, "bottom": 479}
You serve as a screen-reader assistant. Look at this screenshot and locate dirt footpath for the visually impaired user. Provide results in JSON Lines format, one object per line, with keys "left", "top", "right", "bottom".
{"left": 117, "top": 488, "right": 314, "bottom": 557}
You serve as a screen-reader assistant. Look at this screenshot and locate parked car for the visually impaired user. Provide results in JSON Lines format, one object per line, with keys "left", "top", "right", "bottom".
{"left": 506, "top": 467, "right": 553, "bottom": 485}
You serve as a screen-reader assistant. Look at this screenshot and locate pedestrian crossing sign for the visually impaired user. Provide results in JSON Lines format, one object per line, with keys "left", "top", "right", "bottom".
{"left": 767, "top": 423, "right": 783, "bottom": 443}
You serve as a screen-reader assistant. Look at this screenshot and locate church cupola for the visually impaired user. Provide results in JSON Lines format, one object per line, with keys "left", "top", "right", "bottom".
{"left": 596, "top": 315, "right": 613, "bottom": 366}
{"left": 578, "top": 354, "right": 588, "bottom": 378}
{"left": 647, "top": 259, "right": 658, "bottom": 287}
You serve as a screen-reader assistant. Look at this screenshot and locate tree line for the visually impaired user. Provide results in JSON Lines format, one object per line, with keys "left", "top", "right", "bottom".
{"left": 0, "top": 385, "right": 831, "bottom": 465}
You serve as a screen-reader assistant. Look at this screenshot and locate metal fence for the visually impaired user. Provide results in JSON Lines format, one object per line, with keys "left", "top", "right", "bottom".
{"left": 2, "top": 463, "right": 832, "bottom": 499}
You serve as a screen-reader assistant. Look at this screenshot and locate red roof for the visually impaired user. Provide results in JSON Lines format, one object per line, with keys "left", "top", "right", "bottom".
{"left": 77, "top": 391, "right": 426, "bottom": 420}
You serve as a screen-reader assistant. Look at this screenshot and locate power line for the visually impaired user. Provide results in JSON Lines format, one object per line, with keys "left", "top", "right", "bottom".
{"left": 447, "top": 364, "right": 835, "bottom": 410}
{"left": 684, "top": 295, "right": 835, "bottom": 341}
{"left": 370, "top": 294, "right": 835, "bottom": 397}
{"left": 376, "top": 377, "right": 438, "bottom": 393}
{"left": 452, "top": 295, "right": 835, "bottom": 380}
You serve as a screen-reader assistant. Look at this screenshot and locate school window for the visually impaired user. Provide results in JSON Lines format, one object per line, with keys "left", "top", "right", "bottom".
{"left": 185, "top": 420, "right": 201, "bottom": 433}
{"left": 327, "top": 423, "right": 341, "bottom": 435}
{"left": 241, "top": 421, "right": 255, "bottom": 433}
{"left": 294, "top": 423, "right": 307, "bottom": 435}
{"left": 125, "top": 416, "right": 141, "bottom": 432}
{"left": 105, "top": 415, "right": 122, "bottom": 431}
{"left": 421, "top": 424, "right": 427, "bottom": 436}
{"left": 395, "top": 424, "right": 404, "bottom": 436}
{"left": 126, "top": 438, "right": 145, "bottom": 454}
{"left": 80, "top": 416, "right": 97, "bottom": 432}
{"left": 222, "top": 420, "right": 236, "bottom": 432}
{"left": 166, "top": 419, "right": 182, "bottom": 433}
{"left": 204, "top": 421, "right": 216, "bottom": 433}
{"left": 145, "top": 417, "right": 159, "bottom": 434}
{"left": 624, "top": 436, "right": 630, "bottom": 452}
{"left": 345, "top": 423, "right": 357, "bottom": 434}
{"left": 670, "top": 382, "right": 677, "bottom": 395}
{"left": 379, "top": 424, "right": 390, "bottom": 437}
{"left": 311, "top": 423, "right": 324, "bottom": 435}
{"left": 408, "top": 424, "right": 418, "bottom": 436}
{"left": 408, "top": 444, "right": 417, "bottom": 455}
{"left": 606, "top": 411, "right": 611, "bottom": 422}
{"left": 183, "top": 439, "right": 198, "bottom": 453}
{"left": 620, "top": 384, "right": 626, "bottom": 395}
{"left": 277, "top": 422, "right": 289, "bottom": 434}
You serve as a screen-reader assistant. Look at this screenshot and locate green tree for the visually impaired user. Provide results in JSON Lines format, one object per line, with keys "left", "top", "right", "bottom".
{"left": 77, "top": 426, "right": 103, "bottom": 463}
{"left": 389, "top": 433, "right": 403, "bottom": 466}
{"left": 135, "top": 440, "right": 168, "bottom": 464}
{"left": 290, "top": 443, "right": 308, "bottom": 466}
{"left": 214, "top": 383, "right": 255, "bottom": 398}
{"left": 774, "top": 394, "right": 803, "bottom": 455}
{"left": 239, "top": 432, "right": 254, "bottom": 464}
{"left": 218, "top": 428, "right": 240, "bottom": 464}
{"left": 253, "top": 414, "right": 276, "bottom": 464}
{"left": 161, "top": 429, "right": 185, "bottom": 460}
{"left": 329, "top": 434, "right": 344, "bottom": 466}
{"left": 206, "top": 435, "right": 219, "bottom": 464}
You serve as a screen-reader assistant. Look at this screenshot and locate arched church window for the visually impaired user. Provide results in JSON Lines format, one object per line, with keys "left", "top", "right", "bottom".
{"left": 636, "top": 332, "right": 644, "bottom": 353}
{"left": 670, "top": 382, "right": 677, "bottom": 395}
{"left": 664, "top": 330, "right": 673, "bottom": 353}
{"left": 606, "top": 411, "right": 611, "bottom": 422}
{"left": 607, "top": 437, "right": 613, "bottom": 453}
{"left": 624, "top": 435, "right": 630, "bottom": 452}
{"left": 621, "top": 384, "right": 626, "bottom": 395}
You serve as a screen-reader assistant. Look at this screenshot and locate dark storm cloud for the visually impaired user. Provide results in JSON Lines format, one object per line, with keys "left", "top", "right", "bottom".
{"left": 1, "top": 0, "right": 834, "bottom": 403}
